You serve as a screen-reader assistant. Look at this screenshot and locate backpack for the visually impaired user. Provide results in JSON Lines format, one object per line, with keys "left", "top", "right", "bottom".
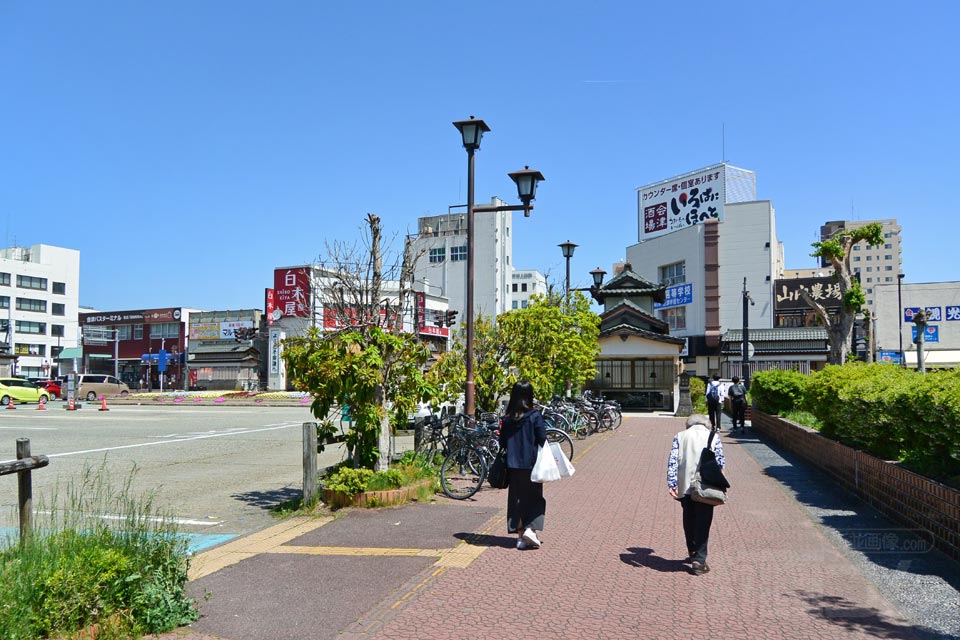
{"left": 729, "top": 383, "right": 746, "bottom": 400}
{"left": 706, "top": 383, "right": 720, "bottom": 404}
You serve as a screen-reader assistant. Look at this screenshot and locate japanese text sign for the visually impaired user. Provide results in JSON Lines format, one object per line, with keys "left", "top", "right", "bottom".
{"left": 654, "top": 283, "right": 694, "bottom": 310}
{"left": 911, "top": 326, "right": 939, "bottom": 343}
{"left": 273, "top": 268, "right": 311, "bottom": 318}
{"left": 774, "top": 278, "right": 842, "bottom": 312}
{"left": 639, "top": 166, "right": 725, "bottom": 241}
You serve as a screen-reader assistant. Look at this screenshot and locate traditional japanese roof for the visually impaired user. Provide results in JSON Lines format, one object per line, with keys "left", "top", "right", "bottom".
{"left": 596, "top": 263, "right": 666, "bottom": 304}
{"left": 599, "top": 323, "right": 686, "bottom": 345}
{"left": 600, "top": 299, "right": 669, "bottom": 334}
{"left": 721, "top": 327, "right": 828, "bottom": 354}
{"left": 188, "top": 343, "right": 260, "bottom": 363}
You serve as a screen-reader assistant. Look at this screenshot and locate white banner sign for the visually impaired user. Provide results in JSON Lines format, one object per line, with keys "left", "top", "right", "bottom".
{"left": 639, "top": 166, "right": 725, "bottom": 241}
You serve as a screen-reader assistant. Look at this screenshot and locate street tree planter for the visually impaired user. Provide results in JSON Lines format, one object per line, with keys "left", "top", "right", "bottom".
{"left": 322, "top": 478, "right": 434, "bottom": 509}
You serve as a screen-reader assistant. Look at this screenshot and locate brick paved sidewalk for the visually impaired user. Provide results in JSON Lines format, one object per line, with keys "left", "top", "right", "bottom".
{"left": 341, "top": 417, "right": 931, "bottom": 640}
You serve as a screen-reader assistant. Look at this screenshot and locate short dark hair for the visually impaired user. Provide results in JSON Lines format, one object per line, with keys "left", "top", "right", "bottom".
{"left": 732, "top": 376, "right": 740, "bottom": 383}
{"left": 505, "top": 380, "right": 535, "bottom": 419}
{"left": 712, "top": 374, "right": 720, "bottom": 381}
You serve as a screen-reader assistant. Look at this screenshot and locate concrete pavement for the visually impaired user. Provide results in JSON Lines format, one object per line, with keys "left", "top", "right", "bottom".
{"left": 157, "top": 415, "right": 959, "bottom": 640}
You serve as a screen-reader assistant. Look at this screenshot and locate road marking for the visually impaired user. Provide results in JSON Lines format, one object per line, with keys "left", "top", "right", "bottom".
{"left": 35, "top": 510, "right": 223, "bottom": 527}
{"left": 5, "top": 422, "right": 304, "bottom": 461}
{"left": 0, "top": 426, "right": 57, "bottom": 431}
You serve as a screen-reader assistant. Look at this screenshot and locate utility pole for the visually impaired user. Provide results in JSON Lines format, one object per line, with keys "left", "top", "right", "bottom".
{"left": 742, "top": 278, "right": 755, "bottom": 388}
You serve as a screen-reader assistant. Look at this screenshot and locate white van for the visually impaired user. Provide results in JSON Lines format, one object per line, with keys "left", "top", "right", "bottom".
{"left": 74, "top": 374, "right": 130, "bottom": 401}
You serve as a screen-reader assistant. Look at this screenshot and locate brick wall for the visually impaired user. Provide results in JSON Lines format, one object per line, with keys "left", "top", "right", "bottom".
{"left": 753, "top": 410, "right": 960, "bottom": 563}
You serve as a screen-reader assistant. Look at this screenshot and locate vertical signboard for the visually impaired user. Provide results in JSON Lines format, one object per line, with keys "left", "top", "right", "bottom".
{"left": 273, "top": 268, "right": 311, "bottom": 319}
{"left": 265, "top": 288, "right": 276, "bottom": 324}
{"left": 639, "top": 166, "right": 726, "bottom": 241}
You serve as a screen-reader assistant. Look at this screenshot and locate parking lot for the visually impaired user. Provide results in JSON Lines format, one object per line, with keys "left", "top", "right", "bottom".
{"left": 0, "top": 404, "right": 329, "bottom": 550}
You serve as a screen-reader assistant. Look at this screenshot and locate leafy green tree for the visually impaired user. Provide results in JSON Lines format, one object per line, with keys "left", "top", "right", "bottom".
{"left": 806, "top": 222, "right": 884, "bottom": 364}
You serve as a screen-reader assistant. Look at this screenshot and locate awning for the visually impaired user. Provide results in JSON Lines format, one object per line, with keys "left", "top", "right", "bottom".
{"left": 57, "top": 347, "right": 83, "bottom": 360}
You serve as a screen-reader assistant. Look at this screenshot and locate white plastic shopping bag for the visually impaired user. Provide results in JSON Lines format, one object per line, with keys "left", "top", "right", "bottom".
{"left": 531, "top": 444, "right": 561, "bottom": 483}
{"left": 550, "top": 442, "right": 576, "bottom": 478}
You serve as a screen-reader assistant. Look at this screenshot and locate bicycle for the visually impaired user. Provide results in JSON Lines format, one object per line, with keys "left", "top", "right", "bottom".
{"left": 439, "top": 417, "right": 496, "bottom": 500}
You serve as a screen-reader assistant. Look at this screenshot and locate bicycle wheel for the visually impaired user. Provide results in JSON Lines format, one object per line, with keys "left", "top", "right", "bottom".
{"left": 545, "top": 428, "right": 574, "bottom": 462}
{"left": 440, "top": 446, "right": 487, "bottom": 499}
{"left": 607, "top": 407, "right": 623, "bottom": 430}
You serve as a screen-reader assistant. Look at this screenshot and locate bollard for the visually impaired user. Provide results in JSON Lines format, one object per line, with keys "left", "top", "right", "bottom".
{"left": 302, "top": 422, "right": 318, "bottom": 506}
{"left": 17, "top": 438, "right": 32, "bottom": 544}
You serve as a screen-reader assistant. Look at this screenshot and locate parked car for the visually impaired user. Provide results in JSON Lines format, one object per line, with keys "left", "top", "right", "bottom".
{"left": 0, "top": 378, "right": 50, "bottom": 405}
{"left": 73, "top": 374, "right": 130, "bottom": 402}
{"left": 39, "top": 379, "right": 62, "bottom": 399}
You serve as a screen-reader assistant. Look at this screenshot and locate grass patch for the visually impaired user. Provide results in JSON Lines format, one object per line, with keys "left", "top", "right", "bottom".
{"left": 321, "top": 452, "right": 439, "bottom": 504}
{"left": 780, "top": 409, "right": 822, "bottom": 430}
{"left": 0, "top": 462, "right": 198, "bottom": 640}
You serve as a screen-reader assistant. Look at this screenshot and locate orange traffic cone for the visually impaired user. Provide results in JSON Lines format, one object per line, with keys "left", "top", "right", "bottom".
{"left": 37, "top": 397, "right": 46, "bottom": 411}
{"left": 6, "top": 397, "right": 15, "bottom": 410}
{"left": 67, "top": 398, "right": 76, "bottom": 411}
{"left": 99, "top": 396, "right": 110, "bottom": 411}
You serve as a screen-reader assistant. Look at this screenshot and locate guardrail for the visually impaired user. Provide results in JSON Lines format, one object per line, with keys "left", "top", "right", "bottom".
{"left": 0, "top": 438, "right": 49, "bottom": 544}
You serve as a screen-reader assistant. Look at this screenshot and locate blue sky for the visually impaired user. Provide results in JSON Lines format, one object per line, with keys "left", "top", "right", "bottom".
{"left": 1, "top": 2, "right": 957, "bottom": 311}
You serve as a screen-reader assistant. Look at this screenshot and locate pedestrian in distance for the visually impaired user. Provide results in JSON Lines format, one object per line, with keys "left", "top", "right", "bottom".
{"left": 704, "top": 374, "right": 725, "bottom": 430}
{"left": 498, "top": 380, "right": 547, "bottom": 550}
{"left": 728, "top": 375, "right": 748, "bottom": 431}
{"left": 667, "top": 414, "right": 726, "bottom": 575}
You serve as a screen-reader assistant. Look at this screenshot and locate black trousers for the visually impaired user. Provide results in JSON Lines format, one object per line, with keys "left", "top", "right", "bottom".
{"left": 680, "top": 495, "right": 715, "bottom": 563}
{"left": 707, "top": 401, "right": 722, "bottom": 429}
{"left": 506, "top": 468, "right": 545, "bottom": 533}
{"left": 732, "top": 400, "right": 747, "bottom": 428}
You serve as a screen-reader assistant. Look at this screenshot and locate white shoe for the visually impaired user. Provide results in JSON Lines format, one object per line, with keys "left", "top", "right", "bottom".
{"left": 517, "top": 538, "right": 530, "bottom": 549}
{"left": 522, "top": 528, "right": 541, "bottom": 548}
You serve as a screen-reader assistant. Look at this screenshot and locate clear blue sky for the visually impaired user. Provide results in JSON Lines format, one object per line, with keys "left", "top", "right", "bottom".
{"left": 2, "top": 2, "right": 957, "bottom": 311}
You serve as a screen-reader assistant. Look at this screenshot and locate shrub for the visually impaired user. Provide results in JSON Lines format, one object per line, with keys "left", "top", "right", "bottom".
{"left": 689, "top": 376, "right": 706, "bottom": 414}
{"left": 323, "top": 456, "right": 437, "bottom": 497}
{"left": 750, "top": 369, "right": 808, "bottom": 415}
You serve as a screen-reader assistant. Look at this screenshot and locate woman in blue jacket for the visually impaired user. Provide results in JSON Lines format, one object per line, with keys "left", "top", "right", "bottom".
{"left": 498, "top": 380, "right": 547, "bottom": 549}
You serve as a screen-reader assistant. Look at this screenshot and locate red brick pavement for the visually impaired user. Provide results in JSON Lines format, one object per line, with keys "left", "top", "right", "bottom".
{"left": 341, "top": 416, "right": 926, "bottom": 640}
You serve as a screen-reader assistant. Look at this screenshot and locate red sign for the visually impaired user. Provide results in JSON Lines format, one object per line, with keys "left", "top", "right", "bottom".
{"left": 416, "top": 292, "right": 449, "bottom": 338}
{"left": 265, "top": 288, "right": 275, "bottom": 325}
{"left": 273, "top": 268, "right": 311, "bottom": 318}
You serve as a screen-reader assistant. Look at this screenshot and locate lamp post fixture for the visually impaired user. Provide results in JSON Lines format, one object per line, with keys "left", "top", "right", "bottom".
{"left": 897, "top": 272, "right": 905, "bottom": 368}
{"left": 742, "top": 277, "right": 755, "bottom": 389}
{"left": 453, "top": 116, "right": 545, "bottom": 418}
{"left": 913, "top": 308, "right": 929, "bottom": 374}
{"left": 558, "top": 241, "right": 578, "bottom": 305}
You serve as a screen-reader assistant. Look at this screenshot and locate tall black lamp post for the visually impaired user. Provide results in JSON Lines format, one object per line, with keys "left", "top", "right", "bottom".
{"left": 453, "top": 116, "right": 545, "bottom": 418}
{"left": 558, "top": 241, "right": 578, "bottom": 305}
{"left": 742, "top": 277, "right": 755, "bottom": 388}
{"left": 897, "top": 272, "right": 905, "bottom": 368}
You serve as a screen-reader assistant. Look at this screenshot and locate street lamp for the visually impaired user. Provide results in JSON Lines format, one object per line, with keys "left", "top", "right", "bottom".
{"left": 558, "top": 241, "right": 578, "bottom": 303}
{"left": 742, "top": 278, "right": 755, "bottom": 389}
{"left": 453, "top": 116, "right": 545, "bottom": 417}
{"left": 897, "top": 272, "right": 905, "bottom": 368}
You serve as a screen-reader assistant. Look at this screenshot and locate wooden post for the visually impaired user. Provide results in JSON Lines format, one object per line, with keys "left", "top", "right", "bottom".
{"left": 17, "top": 438, "right": 32, "bottom": 544}
{"left": 302, "top": 422, "right": 318, "bottom": 506}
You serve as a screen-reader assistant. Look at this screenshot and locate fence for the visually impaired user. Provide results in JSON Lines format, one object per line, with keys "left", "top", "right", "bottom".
{"left": 0, "top": 438, "right": 49, "bottom": 543}
{"left": 723, "top": 360, "right": 812, "bottom": 379}
{"left": 752, "top": 410, "right": 960, "bottom": 563}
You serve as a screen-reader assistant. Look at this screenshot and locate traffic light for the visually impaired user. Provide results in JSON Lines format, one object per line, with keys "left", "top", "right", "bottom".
{"left": 234, "top": 327, "right": 258, "bottom": 342}
{"left": 445, "top": 310, "right": 458, "bottom": 327}
{"left": 433, "top": 310, "right": 444, "bottom": 328}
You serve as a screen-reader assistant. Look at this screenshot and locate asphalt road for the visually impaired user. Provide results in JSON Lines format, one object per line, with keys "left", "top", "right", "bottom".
{"left": 0, "top": 403, "right": 347, "bottom": 550}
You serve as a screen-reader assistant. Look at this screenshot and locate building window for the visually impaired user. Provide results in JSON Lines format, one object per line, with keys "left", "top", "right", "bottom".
{"left": 853, "top": 245, "right": 861, "bottom": 251}
{"left": 429, "top": 247, "right": 446, "bottom": 264}
{"left": 521, "top": 283, "right": 528, "bottom": 292}
{"left": 866, "top": 277, "right": 873, "bottom": 283}
{"left": 14, "top": 343, "right": 45, "bottom": 356}
{"left": 884, "top": 232, "right": 892, "bottom": 238}
{"left": 512, "top": 283, "right": 518, "bottom": 292}
{"left": 134, "top": 324, "right": 143, "bottom": 340}
{"left": 512, "top": 301, "right": 518, "bottom": 309}
{"left": 866, "top": 267, "right": 872, "bottom": 272}
{"left": 884, "top": 254, "right": 892, "bottom": 260}
{"left": 521, "top": 300, "right": 528, "bottom": 308}
{"left": 884, "top": 244, "right": 892, "bottom": 249}
{"left": 854, "top": 267, "right": 861, "bottom": 273}
{"left": 116, "top": 325, "right": 132, "bottom": 340}
{"left": 52, "top": 325, "right": 65, "bottom": 337}
{"left": 15, "top": 320, "right": 46, "bottom": 335}
{"left": 853, "top": 256, "right": 860, "bottom": 262}
{"left": 0, "top": 296, "right": 7, "bottom": 309}
{"left": 658, "top": 307, "right": 686, "bottom": 330}
{"left": 150, "top": 322, "right": 179, "bottom": 339}
{"left": 659, "top": 262, "right": 686, "bottom": 287}
{"left": 866, "top": 256, "right": 872, "bottom": 261}
{"left": 52, "top": 303, "right": 65, "bottom": 316}
{"left": 885, "top": 277, "right": 893, "bottom": 282}
{"left": 16, "top": 297, "right": 46, "bottom": 312}
{"left": 0, "top": 273, "right": 9, "bottom": 286}
{"left": 450, "top": 245, "right": 467, "bottom": 262}
{"left": 52, "top": 282, "right": 66, "bottom": 295}
{"left": 17, "top": 275, "right": 47, "bottom": 291}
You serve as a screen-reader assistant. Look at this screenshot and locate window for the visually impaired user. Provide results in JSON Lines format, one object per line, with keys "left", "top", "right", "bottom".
{"left": 116, "top": 325, "right": 132, "bottom": 340}
{"left": 150, "top": 322, "right": 179, "bottom": 339}
{"left": 884, "top": 232, "right": 892, "bottom": 238}
{"left": 853, "top": 256, "right": 861, "bottom": 262}
{"left": 867, "top": 288, "right": 873, "bottom": 294}
{"left": 884, "top": 254, "right": 892, "bottom": 260}
{"left": 0, "top": 273, "right": 9, "bottom": 286}
{"left": 866, "top": 267, "right": 872, "bottom": 272}
{"left": 658, "top": 307, "right": 686, "bottom": 330}
{"left": 521, "top": 300, "right": 528, "bottom": 308}
{"left": 14, "top": 343, "right": 45, "bottom": 356}
{"left": 15, "top": 320, "right": 46, "bottom": 335}
{"left": 52, "top": 282, "right": 66, "bottom": 295}
{"left": 429, "top": 247, "right": 446, "bottom": 264}
{"left": 52, "top": 303, "right": 65, "bottom": 316}
{"left": 885, "top": 277, "right": 893, "bottom": 282}
{"left": 521, "top": 283, "right": 527, "bottom": 292}
{"left": 52, "top": 325, "right": 65, "bottom": 337}
{"left": 659, "top": 262, "right": 685, "bottom": 287}
{"left": 853, "top": 245, "right": 861, "bottom": 251}
{"left": 866, "top": 256, "right": 872, "bottom": 261}
{"left": 866, "top": 277, "right": 873, "bottom": 283}
{"left": 854, "top": 267, "right": 861, "bottom": 273}
{"left": 134, "top": 325, "right": 143, "bottom": 340}
{"left": 512, "top": 283, "right": 518, "bottom": 292}
{"left": 885, "top": 266, "right": 893, "bottom": 271}
{"left": 884, "top": 244, "right": 892, "bottom": 249}
{"left": 52, "top": 345, "right": 63, "bottom": 359}
{"left": 16, "top": 275, "right": 47, "bottom": 290}
{"left": 450, "top": 245, "right": 467, "bottom": 262}
{"left": 16, "top": 297, "right": 46, "bottom": 312}
{"left": 512, "top": 301, "right": 518, "bottom": 309}
{"left": 0, "top": 296, "right": 7, "bottom": 309}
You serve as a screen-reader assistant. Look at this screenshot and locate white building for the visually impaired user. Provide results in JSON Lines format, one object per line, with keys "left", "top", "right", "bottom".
{"left": 821, "top": 219, "right": 902, "bottom": 309}
{"left": 0, "top": 244, "right": 80, "bottom": 378}
{"left": 625, "top": 164, "right": 783, "bottom": 376}
{"left": 410, "top": 199, "right": 514, "bottom": 322}
{"left": 510, "top": 270, "right": 547, "bottom": 309}
{"left": 873, "top": 281, "right": 960, "bottom": 369}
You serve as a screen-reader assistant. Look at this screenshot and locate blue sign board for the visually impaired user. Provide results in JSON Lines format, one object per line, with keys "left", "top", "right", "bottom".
{"left": 157, "top": 349, "right": 168, "bottom": 372}
{"left": 654, "top": 283, "right": 694, "bottom": 310}
{"left": 903, "top": 307, "right": 921, "bottom": 322}
{"left": 948, "top": 305, "right": 960, "bottom": 321}
{"left": 911, "top": 326, "right": 939, "bottom": 343}
{"left": 877, "top": 350, "right": 902, "bottom": 364}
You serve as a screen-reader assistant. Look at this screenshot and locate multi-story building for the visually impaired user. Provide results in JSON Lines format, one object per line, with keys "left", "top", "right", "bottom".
{"left": 0, "top": 244, "right": 80, "bottom": 379}
{"left": 820, "top": 219, "right": 902, "bottom": 309}
{"left": 626, "top": 163, "right": 786, "bottom": 376}
{"left": 510, "top": 270, "right": 547, "bottom": 309}
{"left": 188, "top": 310, "right": 262, "bottom": 390}
{"left": 873, "top": 280, "right": 960, "bottom": 369}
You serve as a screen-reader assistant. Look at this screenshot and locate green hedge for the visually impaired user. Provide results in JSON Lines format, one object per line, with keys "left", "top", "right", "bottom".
{"left": 752, "top": 363, "right": 960, "bottom": 483}
{"left": 689, "top": 376, "right": 706, "bottom": 414}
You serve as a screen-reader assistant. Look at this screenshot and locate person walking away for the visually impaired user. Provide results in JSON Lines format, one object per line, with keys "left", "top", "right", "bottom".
{"left": 499, "top": 380, "right": 547, "bottom": 550}
{"left": 667, "top": 414, "right": 726, "bottom": 575}
{"left": 728, "top": 376, "right": 748, "bottom": 431}
{"left": 705, "top": 375, "right": 725, "bottom": 429}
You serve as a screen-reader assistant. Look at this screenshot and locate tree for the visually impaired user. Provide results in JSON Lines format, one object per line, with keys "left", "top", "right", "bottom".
{"left": 282, "top": 214, "right": 433, "bottom": 470}
{"left": 804, "top": 222, "right": 884, "bottom": 365}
